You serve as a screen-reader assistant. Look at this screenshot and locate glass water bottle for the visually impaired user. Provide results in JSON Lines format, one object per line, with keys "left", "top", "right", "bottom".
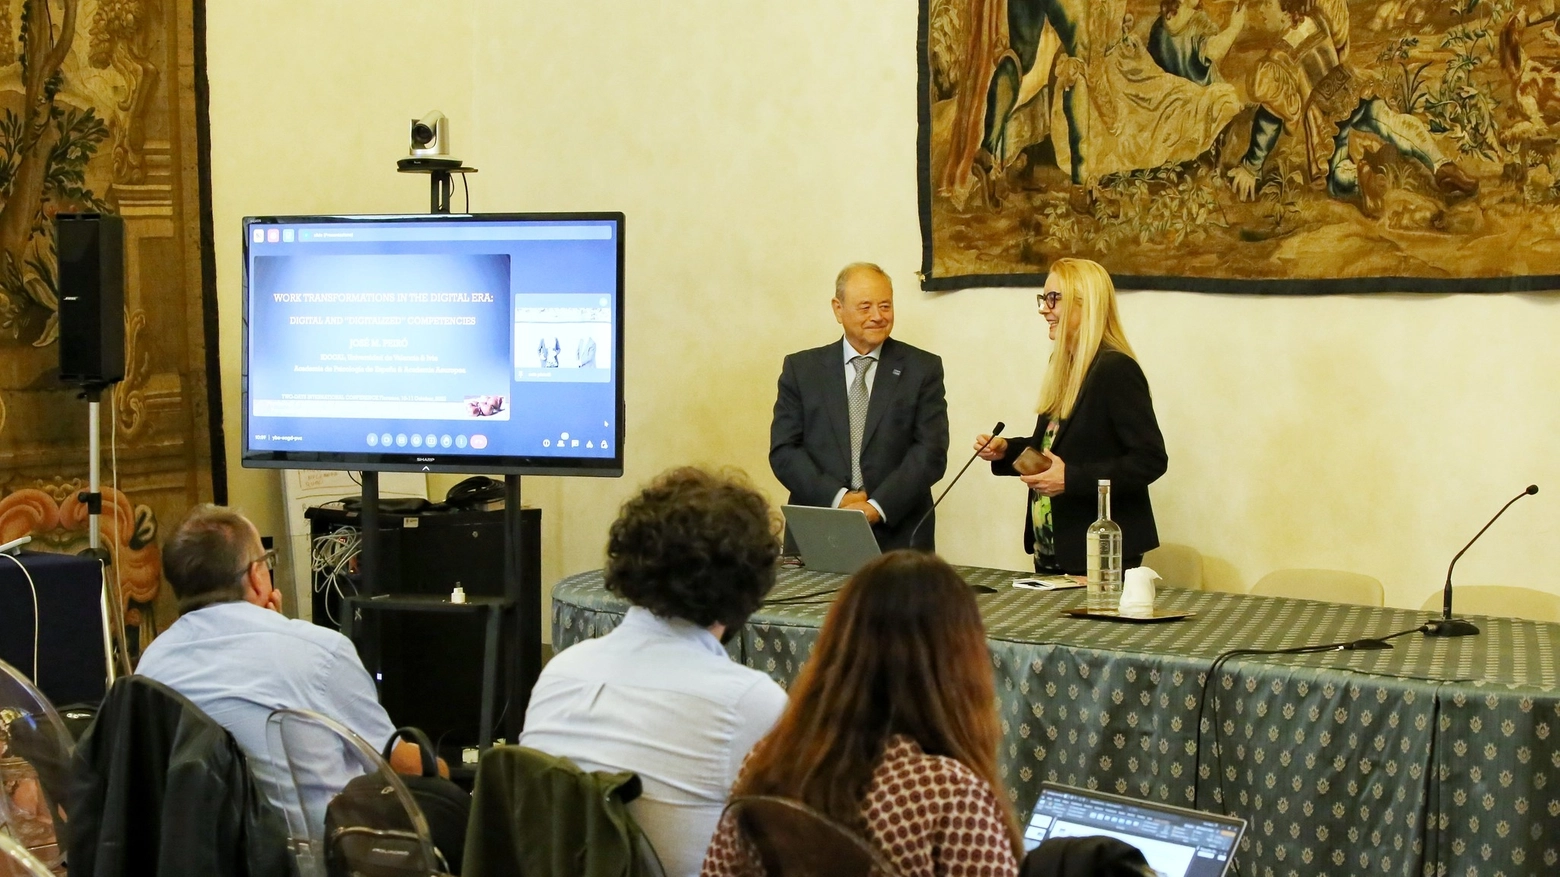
{"left": 1086, "top": 479, "right": 1123, "bottom": 612}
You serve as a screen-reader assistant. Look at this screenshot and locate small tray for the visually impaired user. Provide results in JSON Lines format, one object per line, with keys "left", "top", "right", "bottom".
{"left": 1063, "top": 608, "right": 1195, "bottom": 624}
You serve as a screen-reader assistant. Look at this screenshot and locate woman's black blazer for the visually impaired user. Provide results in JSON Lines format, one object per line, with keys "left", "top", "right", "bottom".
{"left": 990, "top": 348, "right": 1167, "bottom": 573}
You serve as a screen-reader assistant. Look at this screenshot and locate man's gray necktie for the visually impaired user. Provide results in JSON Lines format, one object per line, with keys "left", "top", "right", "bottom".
{"left": 848, "top": 355, "right": 872, "bottom": 490}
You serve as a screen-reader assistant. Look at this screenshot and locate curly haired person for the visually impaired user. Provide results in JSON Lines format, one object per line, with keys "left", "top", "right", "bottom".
{"left": 519, "top": 467, "right": 788, "bottom": 877}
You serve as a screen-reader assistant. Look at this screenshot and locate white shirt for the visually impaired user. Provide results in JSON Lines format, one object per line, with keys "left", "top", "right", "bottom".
{"left": 519, "top": 607, "right": 788, "bottom": 877}
{"left": 833, "top": 338, "right": 887, "bottom": 520}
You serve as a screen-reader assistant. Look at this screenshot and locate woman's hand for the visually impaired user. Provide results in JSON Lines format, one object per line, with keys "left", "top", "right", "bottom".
{"left": 1019, "top": 450, "right": 1066, "bottom": 496}
{"left": 974, "top": 434, "right": 1008, "bottom": 461}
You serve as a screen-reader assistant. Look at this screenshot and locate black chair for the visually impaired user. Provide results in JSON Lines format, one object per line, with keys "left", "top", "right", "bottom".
{"left": 66, "top": 675, "right": 292, "bottom": 877}
{"left": 722, "top": 795, "right": 903, "bottom": 877}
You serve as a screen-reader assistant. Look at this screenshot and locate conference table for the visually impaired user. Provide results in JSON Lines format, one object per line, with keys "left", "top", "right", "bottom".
{"left": 552, "top": 565, "right": 1560, "bottom": 877}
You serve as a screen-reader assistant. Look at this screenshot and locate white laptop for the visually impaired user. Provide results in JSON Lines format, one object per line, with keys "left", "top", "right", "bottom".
{"left": 1024, "top": 783, "right": 1246, "bottom": 877}
{"left": 780, "top": 505, "right": 881, "bottom": 575}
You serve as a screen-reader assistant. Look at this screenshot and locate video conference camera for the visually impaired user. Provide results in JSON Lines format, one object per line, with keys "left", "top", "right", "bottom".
{"left": 400, "top": 110, "right": 461, "bottom": 170}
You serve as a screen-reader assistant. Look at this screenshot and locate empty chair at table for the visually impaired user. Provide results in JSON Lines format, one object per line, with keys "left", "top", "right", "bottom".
{"left": 1141, "top": 543, "right": 1203, "bottom": 590}
{"left": 1250, "top": 569, "right": 1384, "bottom": 607}
{"left": 1419, "top": 586, "right": 1560, "bottom": 624}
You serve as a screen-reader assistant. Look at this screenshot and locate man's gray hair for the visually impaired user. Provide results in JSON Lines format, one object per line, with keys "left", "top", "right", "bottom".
{"left": 163, "top": 504, "right": 257, "bottom": 608}
{"left": 834, "top": 262, "right": 892, "bottom": 301}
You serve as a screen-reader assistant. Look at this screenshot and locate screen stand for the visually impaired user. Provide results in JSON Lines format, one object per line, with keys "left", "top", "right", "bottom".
{"left": 507, "top": 474, "right": 542, "bottom": 722}
{"left": 359, "top": 471, "right": 380, "bottom": 596}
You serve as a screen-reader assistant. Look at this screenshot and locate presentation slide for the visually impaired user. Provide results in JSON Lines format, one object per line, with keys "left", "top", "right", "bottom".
{"left": 250, "top": 253, "right": 513, "bottom": 423}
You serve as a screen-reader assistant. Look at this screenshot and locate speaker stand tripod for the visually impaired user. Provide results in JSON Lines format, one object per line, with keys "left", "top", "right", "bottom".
{"left": 77, "top": 383, "right": 132, "bottom": 682}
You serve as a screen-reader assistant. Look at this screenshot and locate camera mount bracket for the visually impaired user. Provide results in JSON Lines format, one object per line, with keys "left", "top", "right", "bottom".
{"left": 397, "top": 157, "right": 477, "bottom": 214}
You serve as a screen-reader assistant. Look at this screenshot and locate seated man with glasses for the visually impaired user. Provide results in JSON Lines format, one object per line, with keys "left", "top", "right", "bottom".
{"left": 137, "top": 504, "right": 434, "bottom": 819}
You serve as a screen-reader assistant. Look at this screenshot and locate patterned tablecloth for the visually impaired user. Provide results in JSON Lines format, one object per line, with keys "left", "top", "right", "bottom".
{"left": 552, "top": 566, "right": 1560, "bottom": 877}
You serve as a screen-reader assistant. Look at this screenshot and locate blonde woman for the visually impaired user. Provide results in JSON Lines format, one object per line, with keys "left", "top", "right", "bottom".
{"left": 973, "top": 258, "right": 1166, "bottom": 574}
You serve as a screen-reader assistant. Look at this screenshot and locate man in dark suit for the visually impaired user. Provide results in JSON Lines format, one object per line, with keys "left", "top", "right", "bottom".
{"left": 769, "top": 263, "right": 949, "bottom": 551}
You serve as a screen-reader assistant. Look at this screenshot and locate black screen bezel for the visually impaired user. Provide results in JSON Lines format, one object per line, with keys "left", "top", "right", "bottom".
{"left": 239, "top": 212, "right": 625, "bottom": 477}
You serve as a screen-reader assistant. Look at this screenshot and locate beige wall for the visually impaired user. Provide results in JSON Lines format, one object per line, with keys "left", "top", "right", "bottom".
{"left": 208, "top": 2, "right": 1560, "bottom": 628}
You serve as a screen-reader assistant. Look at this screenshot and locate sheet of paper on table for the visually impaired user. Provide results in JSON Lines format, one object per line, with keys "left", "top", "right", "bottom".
{"left": 1012, "top": 576, "right": 1085, "bottom": 591}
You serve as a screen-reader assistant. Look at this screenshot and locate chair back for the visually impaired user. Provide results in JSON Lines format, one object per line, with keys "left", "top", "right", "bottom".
{"left": 0, "top": 660, "right": 73, "bottom": 874}
{"left": 462, "top": 746, "right": 663, "bottom": 877}
{"left": 723, "top": 795, "right": 902, "bottom": 877}
{"left": 0, "top": 834, "right": 54, "bottom": 877}
{"left": 1140, "top": 544, "right": 1203, "bottom": 590}
{"left": 1419, "top": 586, "right": 1560, "bottom": 624}
{"left": 1251, "top": 569, "right": 1384, "bottom": 607}
{"left": 265, "top": 708, "right": 446, "bottom": 877}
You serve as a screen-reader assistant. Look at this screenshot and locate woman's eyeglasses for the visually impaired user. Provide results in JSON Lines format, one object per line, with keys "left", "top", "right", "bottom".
{"left": 1037, "top": 292, "right": 1061, "bottom": 309}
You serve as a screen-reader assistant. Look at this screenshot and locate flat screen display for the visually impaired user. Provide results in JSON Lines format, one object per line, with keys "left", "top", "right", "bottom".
{"left": 241, "top": 213, "right": 624, "bottom": 475}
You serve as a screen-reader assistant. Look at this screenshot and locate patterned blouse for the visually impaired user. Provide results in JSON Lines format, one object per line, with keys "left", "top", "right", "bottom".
{"left": 701, "top": 735, "right": 1019, "bottom": 877}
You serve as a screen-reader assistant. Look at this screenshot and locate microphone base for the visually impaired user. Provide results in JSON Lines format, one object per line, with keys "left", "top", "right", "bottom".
{"left": 1422, "top": 617, "right": 1481, "bottom": 638}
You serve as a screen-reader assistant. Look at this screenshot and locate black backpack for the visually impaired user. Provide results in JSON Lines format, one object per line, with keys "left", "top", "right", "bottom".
{"left": 323, "top": 726, "right": 471, "bottom": 877}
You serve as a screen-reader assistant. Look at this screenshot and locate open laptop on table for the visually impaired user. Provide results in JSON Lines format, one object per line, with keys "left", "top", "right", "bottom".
{"left": 780, "top": 505, "right": 880, "bottom": 575}
{"left": 1024, "top": 783, "right": 1246, "bottom": 877}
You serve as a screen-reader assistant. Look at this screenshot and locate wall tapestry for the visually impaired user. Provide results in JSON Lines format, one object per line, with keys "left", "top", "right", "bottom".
{"left": 0, "top": 0, "right": 219, "bottom": 661}
{"left": 921, "top": 0, "right": 1560, "bottom": 293}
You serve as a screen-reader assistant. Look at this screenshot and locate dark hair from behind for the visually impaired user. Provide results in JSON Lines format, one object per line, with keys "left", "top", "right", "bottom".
{"left": 162, "top": 504, "right": 257, "bottom": 607}
{"left": 734, "top": 550, "right": 1022, "bottom": 856}
{"left": 604, "top": 466, "right": 780, "bottom": 629}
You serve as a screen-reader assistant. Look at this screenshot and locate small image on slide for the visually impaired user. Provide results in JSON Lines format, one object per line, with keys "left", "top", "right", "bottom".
{"left": 518, "top": 323, "right": 611, "bottom": 369}
{"left": 466, "top": 395, "right": 506, "bottom": 417}
{"left": 513, "top": 304, "right": 612, "bottom": 382}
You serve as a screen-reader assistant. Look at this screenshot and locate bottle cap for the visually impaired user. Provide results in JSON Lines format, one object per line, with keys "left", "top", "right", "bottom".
{"left": 1098, "top": 479, "right": 1110, "bottom": 487}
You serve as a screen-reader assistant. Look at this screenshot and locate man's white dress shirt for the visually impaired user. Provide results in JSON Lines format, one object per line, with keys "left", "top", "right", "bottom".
{"left": 520, "top": 606, "right": 788, "bottom": 877}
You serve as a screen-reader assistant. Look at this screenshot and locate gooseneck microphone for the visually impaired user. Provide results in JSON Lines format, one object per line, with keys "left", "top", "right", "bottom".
{"left": 1424, "top": 484, "right": 1539, "bottom": 638}
{"left": 908, "top": 422, "right": 1004, "bottom": 551}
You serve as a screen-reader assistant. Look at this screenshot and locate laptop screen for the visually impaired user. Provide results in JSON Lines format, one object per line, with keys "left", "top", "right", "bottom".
{"left": 1024, "top": 784, "right": 1244, "bottom": 877}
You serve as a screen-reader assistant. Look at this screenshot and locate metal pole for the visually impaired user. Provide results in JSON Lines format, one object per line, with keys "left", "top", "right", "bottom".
{"left": 88, "top": 399, "right": 100, "bottom": 551}
{"left": 86, "top": 394, "right": 118, "bottom": 684}
{"left": 360, "top": 471, "right": 379, "bottom": 597}
{"left": 354, "top": 471, "right": 381, "bottom": 692}
{"left": 507, "top": 474, "right": 540, "bottom": 727}
{"left": 429, "top": 172, "right": 453, "bottom": 214}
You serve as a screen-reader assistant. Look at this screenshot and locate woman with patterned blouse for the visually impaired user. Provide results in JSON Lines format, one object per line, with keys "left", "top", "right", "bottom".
{"left": 701, "top": 551, "right": 1023, "bottom": 877}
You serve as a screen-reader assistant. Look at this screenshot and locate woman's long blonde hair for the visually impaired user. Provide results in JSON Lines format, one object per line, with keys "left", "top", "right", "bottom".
{"left": 1037, "top": 258, "right": 1135, "bottom": 419}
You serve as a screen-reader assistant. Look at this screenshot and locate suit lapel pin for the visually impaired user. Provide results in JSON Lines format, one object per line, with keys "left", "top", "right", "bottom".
{"left": 892, "top": 369, "right": 901, "bottom": 376}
